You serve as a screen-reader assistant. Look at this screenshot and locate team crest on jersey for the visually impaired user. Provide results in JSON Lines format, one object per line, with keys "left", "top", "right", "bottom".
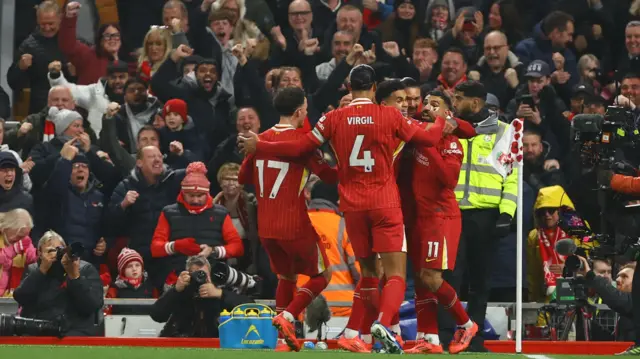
{"left": 484, "top": 135, "right": 492, "bottom": 142}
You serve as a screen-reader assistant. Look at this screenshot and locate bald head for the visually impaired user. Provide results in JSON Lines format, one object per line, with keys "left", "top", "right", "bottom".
{"left": 483, "top": 31, "right": 509, "bottom": 71}
{"left": 48, "top": 86, "right": 74, "bottom": 110}
{"left": 288, "top": 0, "right": 312, "bottom": 31}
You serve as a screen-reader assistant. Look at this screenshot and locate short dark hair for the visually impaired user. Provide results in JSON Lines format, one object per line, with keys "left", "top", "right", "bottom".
{"left": 426, "top": 90, "right": 453, "bottom": 109}
{"left": 443, "top": 47, "right": 467, "bottom": 65}
{"left": 273, "top": 87, "right": 306, "bottom": 116}
{"left": 311, "top": 181, "right": 340, "bottom": 205}
{"left": 349, "top": 64, "right": 377, "bottom": 91}
{"left": 375, "top": 80, "right": 406, "bottom": 104}
{"left": 124, "top": 76, "right": 148, "bottom": 92}
{"left": 623, "top": 72, "right": 640, "bottom": 81}
{"left": 400, "top": 77, "right": 419, "bottom": 89}
{"left": 542, "top": 11, "right": 574, "bottom": 35}
{"left": 523, "top": 127, "right": 543, "bottom": 140}
{"left": 195, "top": 58, "right": 218, "bottom": 72}
{"left": 455, "top": 81, "right": 486, "bottom": 100}
{"left": 137, "top": 125, "right": 159, "bottom": 142}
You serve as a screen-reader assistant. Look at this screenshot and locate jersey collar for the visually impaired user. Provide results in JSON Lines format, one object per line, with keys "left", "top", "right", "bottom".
{"left": 348, "top": 98, "right": 373, "bottom": 106}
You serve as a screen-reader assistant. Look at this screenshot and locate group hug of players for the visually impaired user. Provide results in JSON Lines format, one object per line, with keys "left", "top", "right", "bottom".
{"left": 237, "top": 64, "right": 484, "bottom": 354}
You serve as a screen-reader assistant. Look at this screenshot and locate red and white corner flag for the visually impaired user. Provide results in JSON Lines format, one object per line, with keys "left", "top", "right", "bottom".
{"left": 487, "top": 118, "right": 524, "bottom": 178}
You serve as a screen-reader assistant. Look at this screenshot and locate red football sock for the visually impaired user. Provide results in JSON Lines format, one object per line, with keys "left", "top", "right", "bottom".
{"left": 391, "top": 312, "right": 399, "bottom": 325}
{"left": 346, "top": 282, "right": 364, "bottom": 331}
{"left": 378, "top": 276, "right": 405, "bottom": 327}
{"left": 275, "top": 278, "right": 296, "bottom": 315}
{"left": 286, "top": 274, "right": 329, "bottom": 317}
{"left": 359, "top": 276, "right": 380, "bottom": 335}
{"left": 435, "top": 280, "right": 470, "bottom": 326}
{"left": 415, "top": 287, "right": 439, "bottom": 335}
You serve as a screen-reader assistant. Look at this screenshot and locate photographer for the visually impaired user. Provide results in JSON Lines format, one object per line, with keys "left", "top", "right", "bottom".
{"left": 13, "top": 231, "right": 103, "bottom": 336}
{"left": 576, "top": 257, "right": 636, "bottom": 342}
{"left": 150, "top": 255, "right": 253, "bottom": 338}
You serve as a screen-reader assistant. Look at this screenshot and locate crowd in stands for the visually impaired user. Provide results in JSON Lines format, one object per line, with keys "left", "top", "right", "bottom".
{"left": 2, "top": 0, "right": 640, "bottom": 333}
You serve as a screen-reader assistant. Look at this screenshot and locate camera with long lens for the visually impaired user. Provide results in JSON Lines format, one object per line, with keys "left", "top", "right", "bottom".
{"left": 55, "top": 242, "right": 85, "bottom": 262}
{"left": 186, "top": 269, "right": 208, "bottom": 296}
{"left": 0, "top": 314, "right": 64, "bottom": 337}
{"left": 210, "top": 261, "right": 257, "bottom": 294}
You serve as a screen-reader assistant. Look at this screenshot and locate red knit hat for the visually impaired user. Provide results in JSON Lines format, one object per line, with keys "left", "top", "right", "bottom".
{"left": 181, "top": 162, "right": 210, "bottom": 193}
{"left": 117, "top": 248, "right": 143, "bottom": 276}
{"left": 163, "top": 99, "right": 188, "bottom": 123}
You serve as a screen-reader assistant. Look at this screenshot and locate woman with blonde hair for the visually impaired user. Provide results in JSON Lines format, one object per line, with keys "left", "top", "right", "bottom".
{"left": 138, "top": 27, "right": 174, "bottom": 83}
{"left": 0, "top": 209, "right": 36, "bottom": 296}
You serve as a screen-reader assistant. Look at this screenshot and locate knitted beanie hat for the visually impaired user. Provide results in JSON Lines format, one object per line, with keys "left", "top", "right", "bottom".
{"left": 117, "top": 247, "right": 143, "bottom": 276}
{"left": 163, "top": 99, "right": 188, "bottom": 123}
{"left": 181, "top": 162, "right": 210, "bottom": 193}
{"left": 48, "top": 106, "right": 82, "bottom": 136}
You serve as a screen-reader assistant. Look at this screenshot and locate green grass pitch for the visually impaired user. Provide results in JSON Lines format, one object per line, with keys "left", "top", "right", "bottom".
{"left": 0, "top": 346, "right": 622, "bottom": 359}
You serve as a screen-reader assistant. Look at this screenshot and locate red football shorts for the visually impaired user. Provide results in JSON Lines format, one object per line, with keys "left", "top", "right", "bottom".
{"left": 343, "top": 208, "right": 406, "bottom": 258}
{"left": 410, "top": 215, "right": 461, "bottom": 271}
{"left": 260, "top": 232, "right": 329, "bottom": 276}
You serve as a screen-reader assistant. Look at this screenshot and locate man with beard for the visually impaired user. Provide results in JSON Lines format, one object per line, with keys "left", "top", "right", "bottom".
{"left": 431, "top": 48, "right": 468, "bottom": 96}
{"left": 105, "top": 77, "right": 162, "bottom": 155}
{"left": 451, "top": 81, "right": 517, "bottom": 352}
{"left": 49, "top": 60, "right": 130, "bottom": 137}
{"left": 522, "top": 128, "right": 566, "bottom": 193}
{"left": 0, "top": 152, "right": 33, "bottom": 214}
{"left": 107, "top": 146, "right": 186, "bottom": 289}
{"left": 400, "top": 77, "right": 422, "bottom": 119}
{"left": 7, "top": 1, "right": 73, "bottom": 115}
{"left": 468, "top": 31, "right": 522, "bottom": 111}
{"left": 152, "top": 45, "right": 232, "bottom": 155}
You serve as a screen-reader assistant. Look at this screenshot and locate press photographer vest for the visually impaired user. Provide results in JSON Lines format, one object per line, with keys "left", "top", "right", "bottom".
{"left": 163, "top": 203, "right": 228, "bottom": 247}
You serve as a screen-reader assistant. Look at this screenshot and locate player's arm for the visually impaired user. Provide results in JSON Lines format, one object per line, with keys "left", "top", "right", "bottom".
{"left": 426, "top": 139, "right": 463, "bottom": 189}
{"left": 238, "top": 154, "right": 254, "bottom": 185}
{"left": 255, "top": 133, "right": 321, "bottom": 158}
{"left": 453, "top": 118, "right": 476, "bottom": 139}
{"left": 306, "top": 150, "right": 338, "bottom": 184}
{"left": 404, "top": 116, "right": 445, "bottom": 147}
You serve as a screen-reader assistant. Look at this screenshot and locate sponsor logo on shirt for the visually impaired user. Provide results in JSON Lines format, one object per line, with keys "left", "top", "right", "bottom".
{"left": 442, "top": 142, "right": 462, "bottom": 155}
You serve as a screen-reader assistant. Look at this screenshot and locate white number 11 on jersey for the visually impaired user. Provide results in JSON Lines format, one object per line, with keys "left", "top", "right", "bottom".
{"left": 349, "top": 135, "right": 375, "bottom": 172}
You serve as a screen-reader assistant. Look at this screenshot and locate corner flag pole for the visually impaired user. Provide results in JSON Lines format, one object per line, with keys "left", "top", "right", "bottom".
{"left": 515, "top": 158, "right": 523, "bottom": 353}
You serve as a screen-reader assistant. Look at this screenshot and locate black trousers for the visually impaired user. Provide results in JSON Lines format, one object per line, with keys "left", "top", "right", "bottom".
{"left": 438, "top": 208, "right": 500, "bottom": 347}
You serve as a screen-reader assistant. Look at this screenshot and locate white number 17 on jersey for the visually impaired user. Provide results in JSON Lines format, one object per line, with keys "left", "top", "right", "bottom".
{"left": 349, "top": 135, "right": 375, "bottom": 172}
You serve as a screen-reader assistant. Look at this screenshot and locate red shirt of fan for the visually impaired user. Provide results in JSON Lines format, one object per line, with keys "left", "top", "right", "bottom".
{"left": 239, "top": 125, "right": 332, "bottom": 240}
{"left": 310, "top": 98, "right": 418, "bottom": 212}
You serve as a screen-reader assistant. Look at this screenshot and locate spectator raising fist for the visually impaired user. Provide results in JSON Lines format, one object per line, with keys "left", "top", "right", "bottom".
{"left": 346, "top": 44, "right": 365, "bottom": 66}
{"left": 18, "top": 122, "right": 33, "bottom": 137}
{"left": 171, "top": 44, "right": 193, "bottom": 62}
{"left": 19, "top": 54, "right": 33, "bottom": 71}
{"left": 66, "top": 1, "right": 81, "bottom": 17}
{"left": 105, "top": 102, "right": 121, "bottom": 119}
{"left": 382, "top": 42, "right": 400, "bottom": 58}
{"left": 48, "top": 61, "right": 62, "bottom": 73}
{"left": 121, "top": 190, "right": 139, "bottom": 209}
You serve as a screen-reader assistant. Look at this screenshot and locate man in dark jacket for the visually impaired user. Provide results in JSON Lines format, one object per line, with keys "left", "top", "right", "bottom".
{"left": 13, "top": 230, "right": 104, "bottom": 336}
{"left": 7, "top": 1, "right": 73, "bottom": 115}
{"left": 107, "top": 146, "right": 186, "bottom": 289}
{"left": 152, "top": 46, "right": 233, "bottom": 158}
{"left": 150, "top": 255, "right": 252, "bottom": 338}
{"left": 0, "top": 153, "right": 32, "bottom": 214}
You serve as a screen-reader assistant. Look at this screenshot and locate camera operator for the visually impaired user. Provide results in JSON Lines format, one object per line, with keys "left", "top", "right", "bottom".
{"left": 12, "top": 230, "right": 103, "bottom": 336}
{"left": 150, "top": 255, "right": 253, "bottom": 338}
{"left": 575, "top": 257, "right": 636, "bottom": 342}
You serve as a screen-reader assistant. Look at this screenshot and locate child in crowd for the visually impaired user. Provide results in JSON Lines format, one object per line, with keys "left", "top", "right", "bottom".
{"left": 0, "top": 209, "right": 37, "bottom": 297}
{"left": 158, "top": 99, "right": 204, "bottom": 162}
{"left": 106, "top": 248, "right": 157, "bottom": 314}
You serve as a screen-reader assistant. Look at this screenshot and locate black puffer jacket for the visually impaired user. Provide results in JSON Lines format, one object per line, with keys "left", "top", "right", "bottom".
{"left": 0, "top": 153, "right": 32, "bottom": 214}
{"left": 13, "top": 261, "right": 104, "bottom": 336}
{"left": 7, "top": 32, "right": 71, "bottom": 114}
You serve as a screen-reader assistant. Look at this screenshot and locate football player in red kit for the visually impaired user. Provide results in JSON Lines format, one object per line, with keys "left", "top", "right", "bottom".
{"left": 338, "top": 79, "right": 410, "bottom": 353}
{"left": 405, "top": 90, "right": 478, "bottom": 354}
{"left": 238, "top": 88, "right": 337, "bottom": 352}
{"left": 239, "top": 65, "right": 457, "bottom": 353}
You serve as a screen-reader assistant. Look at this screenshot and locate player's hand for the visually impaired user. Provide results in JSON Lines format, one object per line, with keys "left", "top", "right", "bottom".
{"left": 121, "top": 190, "right": 139, "bottom": 209}
{"left": 443, "top": 116, "right": 458, "bottom": 135}
{"left": 175, "top": 271, "right": 191, "bottom": 292}
{"left": 199, "top": 282, "right": 222, "bottom": 298}
{"left": 19, "top": 54, "right": 33, "bottom": 71}
{"left": 237, "top": 131, "right": 259, "bottom": 155}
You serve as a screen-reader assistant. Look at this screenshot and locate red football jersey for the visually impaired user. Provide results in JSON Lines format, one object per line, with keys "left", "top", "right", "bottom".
{"left": 310, "top": 98, "right": 419, "bottom": 212}
{"left": 411, "top": 123, "right": 463, "bottom": 217}
{"left": 239, "top": 124, "right": 331, "bottom": 240}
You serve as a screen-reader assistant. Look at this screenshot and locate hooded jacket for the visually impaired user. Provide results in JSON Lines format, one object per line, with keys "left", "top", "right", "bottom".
{"left": 526, "top": 186, "right": 595, "bottom": 301}
{"left": 0, "top": 153, "right": 33, "bottom": 215}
